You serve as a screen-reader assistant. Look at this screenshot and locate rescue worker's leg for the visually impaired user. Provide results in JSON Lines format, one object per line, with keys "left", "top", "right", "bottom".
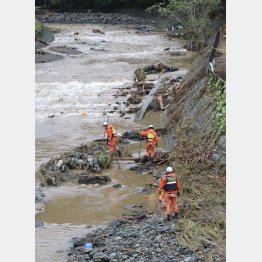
{"left": 165, "top": 194, "right": 172, "bottom": 220}
{"left": 145, "top": 143, "right": 150, "bottom": 158}
{"left": 172, "top": 197, "right": 179, "bottom": 214}
{"left": 108, "top": 139, "right": 116, "bottom": 157}
{"left": 147, "top": 142, "right": 155, "bottom": 159}
{"left": 150, "top": 143, "right": 156, "bottom": 158}
{"left": 108, "top": 142, "right": 114, "bottom": 157}
{"left": 171, "top": 196, "right": 179, "bottom": 216}
{"left": 114, "top": 136, "right": 121, "bottom": 157}
{"left": 109, "top": 137, "right": 121, "bottom": 157}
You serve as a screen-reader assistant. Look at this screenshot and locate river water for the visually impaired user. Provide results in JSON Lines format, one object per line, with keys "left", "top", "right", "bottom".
{"left": 35, "top": 23, "right": 189, "bottom": 261}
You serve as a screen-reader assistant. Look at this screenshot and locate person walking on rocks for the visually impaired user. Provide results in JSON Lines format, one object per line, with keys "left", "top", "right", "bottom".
{"left": 103, "top": 122, "right": 121, "bottom": 158}
{"left": 140, "top": 125, "right": 159, "bottom": 159}
{"left": 159, "top": 166, "right": 181, "bottom": 221}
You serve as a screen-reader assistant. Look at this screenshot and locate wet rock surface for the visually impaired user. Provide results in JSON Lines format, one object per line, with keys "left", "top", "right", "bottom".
{"left": 68, "top": 211, "right": 223, "bottom": 262}
{"left": 78, "top": 174, "right": 111, "bottom": 185}
{"left": 48, "top": 45, "right": 82, "bottom": 55}
{"left": 35, "top": 49, "right": 64, "bottom": 63}
{"left": 36, "top": 25, "right": 55, "bottom": 44}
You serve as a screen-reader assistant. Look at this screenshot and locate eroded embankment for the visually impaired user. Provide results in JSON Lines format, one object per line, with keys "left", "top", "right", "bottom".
{"left": 164, "top": 43, "right": 226, "bottom": 260}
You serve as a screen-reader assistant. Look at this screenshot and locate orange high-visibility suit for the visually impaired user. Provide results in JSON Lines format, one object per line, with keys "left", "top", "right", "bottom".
{"left": 159, "top": 173, "right": 181, "bottom": 216}
{"left": 140, "top": 128, "right": 159, "bottom": 159}
{"left": 105, "top": 124, "right": 120, "bottom": 156}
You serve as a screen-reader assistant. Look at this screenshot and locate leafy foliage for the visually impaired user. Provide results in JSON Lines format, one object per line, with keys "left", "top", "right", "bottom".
{"left": 35, "top": 19, "right": 43, "bottom": 37}
{"left": 50, "top": 0, "right": 61, "bottom": 6}
{"left": 208, "top": 75, "right": 226, "bottom": 135}
{"left": 147, "top": 0, "right": 220, "bottom": 41}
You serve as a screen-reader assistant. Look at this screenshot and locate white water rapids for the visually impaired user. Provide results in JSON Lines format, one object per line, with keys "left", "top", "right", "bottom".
{"left": 35, "top": 23, "right": 188, "bottom": 262}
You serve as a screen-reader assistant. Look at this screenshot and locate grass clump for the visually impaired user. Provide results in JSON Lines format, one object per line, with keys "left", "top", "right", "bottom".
{"left": 35, "top": 19, "right": 43, "bottom": 37}
{"left": 174, "top": 166, "right": 226, "bottom": 261}
{"left": 98, "top": 152, "right": 111, "bottom": 169}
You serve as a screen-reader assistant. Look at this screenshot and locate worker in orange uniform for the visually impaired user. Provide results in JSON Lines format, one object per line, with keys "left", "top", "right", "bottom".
{"left": 140, "top": 125, "right": 159, "bottom": 159}
{"left": 159, "top": 166, "right": 181, "bottom": 221}
{"left": 103, "top": 122, "right": 121, "bottom": 158}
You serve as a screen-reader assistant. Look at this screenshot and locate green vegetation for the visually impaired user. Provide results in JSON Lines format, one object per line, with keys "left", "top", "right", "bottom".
{"left": 147, "top": 0, "right": 220, "bottom": 45}
{"left": 35, "top": 19, "right": 43, "bottom": 37}
{"left": 50, "top": 0, "right": 61, "bottom": 6}
{"left": 208, "top": 75, "right": 226, "bottom": 135}
{"left": 175, "top": 166, "right": 226, "bottom": 261}
{"left": 98, "top": 152, "right": 111, "bottom": 169}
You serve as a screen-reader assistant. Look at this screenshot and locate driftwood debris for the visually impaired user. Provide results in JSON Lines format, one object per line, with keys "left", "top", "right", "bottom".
{"left": 112, "top": 152, "right": 170, "bottom": 165}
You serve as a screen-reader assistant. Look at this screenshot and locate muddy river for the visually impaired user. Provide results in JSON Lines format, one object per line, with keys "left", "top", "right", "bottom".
{"left": 35, "top": 23, "right": 189, "bottom": 261}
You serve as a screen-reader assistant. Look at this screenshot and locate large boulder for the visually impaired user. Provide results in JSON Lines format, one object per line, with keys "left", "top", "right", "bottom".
{"left": 36, "top": 26, "right": 55, "bottom": 44}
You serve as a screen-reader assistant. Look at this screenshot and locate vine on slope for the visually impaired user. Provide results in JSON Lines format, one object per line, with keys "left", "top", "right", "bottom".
{"left": 208, "top": 75, "right": 226, "bottom": 135}
{"left": 35, "top": 19, "right": 43, "bottom": 37}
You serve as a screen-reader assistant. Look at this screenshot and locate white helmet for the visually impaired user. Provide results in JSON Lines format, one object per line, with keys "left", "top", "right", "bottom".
{"left": 103, "top": 121, "right": 108, "bottom": 127}
{"left": 148, "top": 124, "right": 154, "bottom": 129}
{"left": 166, "top": 167, "right": 173, "bottom": 173}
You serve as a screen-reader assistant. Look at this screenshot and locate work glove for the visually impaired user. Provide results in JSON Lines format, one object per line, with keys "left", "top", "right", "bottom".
{"left": 106, "top": 138, "right": 109, "bottom": 145}
{"left": 177, "top": 192, "right": 180, "bottom": 197}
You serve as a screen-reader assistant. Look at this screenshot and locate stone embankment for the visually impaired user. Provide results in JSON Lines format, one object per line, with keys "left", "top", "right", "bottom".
{"left": 36, "top": 11, "right": 156, "bottom": 28}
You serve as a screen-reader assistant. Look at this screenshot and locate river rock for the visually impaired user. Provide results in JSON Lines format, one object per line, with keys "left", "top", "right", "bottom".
{"left": 93, "top": 29, "right": 105, "bottom": 34}
{"left": 48, "top": 46, "right": 82, "bottom": 55}
{"left": 56, "top": 160, "right": 63, "bottom": 168}
{"left": 35, "top": 50, "right": 64, "bottom": 63}
{"left": 36, "top": 25, "right": 55, "bottom": 44}
{"left": 35, "top": 221, "right": 44, "bottom": 228}
{"left": 113, "top": 184, "right": 122, "bottom": 188}
{"left": 73, "top": 237, "right": 94, "bottom": 248}
{"left": 78, "top": 174, "right": 111, "bottom": 185}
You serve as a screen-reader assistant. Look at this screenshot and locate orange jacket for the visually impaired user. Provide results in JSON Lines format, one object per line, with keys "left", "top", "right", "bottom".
{"left": 106, "top": 124, "right": 117, "bottom": 140}
{"left": 159, "top": 173, "right": 181, "bottom": 194}
{"left": 140, "top": 128, "right": 159, "bottom": 144}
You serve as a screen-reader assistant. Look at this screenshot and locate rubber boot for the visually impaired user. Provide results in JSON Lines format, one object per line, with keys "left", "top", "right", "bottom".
{"left": 166, "top": 214, "right": 171, "bottom": 221}
{"left": 117, "top": 150, "right": 122, "bottom": 157}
